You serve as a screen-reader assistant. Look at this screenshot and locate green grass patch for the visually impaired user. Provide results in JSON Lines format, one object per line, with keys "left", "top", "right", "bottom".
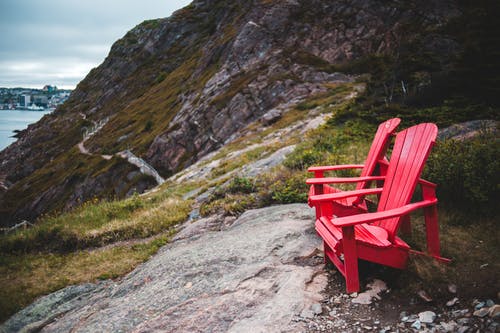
{"left": 0, "top": 236, "right": 169, "bottom": 322}
{"left": 0, "top": 193, "right": 192, "bottom": 254}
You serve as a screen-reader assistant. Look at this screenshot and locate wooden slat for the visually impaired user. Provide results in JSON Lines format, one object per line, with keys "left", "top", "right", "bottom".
{"left": 376, "top": 124, "right": 437, "bottom": 237}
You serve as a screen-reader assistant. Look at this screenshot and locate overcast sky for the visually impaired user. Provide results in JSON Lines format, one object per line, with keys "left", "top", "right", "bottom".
{"left": 0, "top": 0, "right": 192, "bottom": 89}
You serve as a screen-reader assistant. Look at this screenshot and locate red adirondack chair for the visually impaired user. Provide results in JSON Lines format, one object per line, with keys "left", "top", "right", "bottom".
{"left": 308, "top": 118, "right": 400, "bottom": 219}
{"left": 307, "top": 123, "right": 450, "bottom": 293}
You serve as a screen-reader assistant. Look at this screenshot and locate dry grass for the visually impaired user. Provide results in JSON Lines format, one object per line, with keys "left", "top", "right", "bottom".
{"left": 394, "top": 210, "right": 499, "bottom": 298}
{"left": 0, "top": 236, "right": 168, "bottom": 322}
{"left": 0, "top": 192, "right": 191, "bottom": 253}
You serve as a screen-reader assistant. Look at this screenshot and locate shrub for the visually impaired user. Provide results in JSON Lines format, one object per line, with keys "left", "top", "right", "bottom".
{"left": 227, "top": 176, "right": 255, "bottom": 194}
{"left": 257, "top": 169, "right": 309, "bottom": 204}
{"left": 424, "top": 131, "right": 499, "bottom": 217}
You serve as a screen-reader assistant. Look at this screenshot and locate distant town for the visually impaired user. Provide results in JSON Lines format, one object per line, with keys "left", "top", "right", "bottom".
{"left": 0, "top": 85, "right": 72, "bottom": 111}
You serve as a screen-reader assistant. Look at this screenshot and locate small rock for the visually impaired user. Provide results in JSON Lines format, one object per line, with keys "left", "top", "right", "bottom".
{"left": 417, "top": 290, "right": 433, "bottom": 302}
{"left": 311, "top": 303, "right": 322, "bottom": 315}
{"left": 352, "top": 279, "right": 387, "bottom": 304}
{"left": 401, "top": 316, "right": 409, "bottom": 322}
{"left": 184, "top": 282, "right": 193, "bottom": 289}
{"left": 448, "top": 284, "right": 458, "bottom": 294}
{"left": 447, "top": 297, "right": 459, "bottom": 307}
{"left": 452, "top": 309, "right": 469, "bottom": 317}
{"left": 473, "top": 307, "right": 490, "bottom": 317}
{"left": 475, "top": 301, "right": 485, "bottom": 310}
{"left": 440, "top": 320, "right": 458, "bottom": 332}
{"left": 400, "top": 311, "right": 407, "bottom": 319}
{"left": 457, "top": 327, "right": 468, "bottom": 333}
{"left": 374, "top": 320, "right": 380, "bottom": 325}
{"left": 411, "top": 320, "right": 422, "bottom": 330}
{"left": 300, "top": 308, "right": 314, "bottom": 319}
{"left": 485, "top": 299, "right": 495, "bottom": 307}
{"left": 419, "top": 311, "right": 437, "bottom": 323}
{"left": 350, "top": 292, "right": 358, "bottom": 298}
{"left": 260, "top": 108, "right": 282, "bottom": 125}
{"left": 488, "top": 304, "right": 500, "bottom": 318}
{"left": 405, "top": 314, "right": 418, "bottom": 323}
{"left": 480, "top": 263, "right": 489, "bottom": 269}
{"left": 329, "top": 310, "right": 337, "bottom": 317}
{"left": 333, "top": 296, "right": 342, "bottom": 304}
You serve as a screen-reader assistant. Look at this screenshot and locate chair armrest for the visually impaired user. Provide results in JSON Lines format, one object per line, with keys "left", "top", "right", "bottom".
{"left": 331, "top": 199, "right": 438, "bottom": 227}
{"left": 418, "top": 178, "right": 437, "bottom": 200}
{"left": 306, "top": 175, "right": 385, "bottom": 185}
{"left": 309, "top": 188, "right": 383, "bottom": 203}
{"left": 418, "top": 178, "right": 436, "bottom": 188}
{"left": 308, "top": 164, "right": 364, "bottom": 177}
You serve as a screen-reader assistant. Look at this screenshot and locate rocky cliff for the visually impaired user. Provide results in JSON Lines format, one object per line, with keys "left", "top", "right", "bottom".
{"left": 0, "top": 0, "right": 461, "bottom": 225}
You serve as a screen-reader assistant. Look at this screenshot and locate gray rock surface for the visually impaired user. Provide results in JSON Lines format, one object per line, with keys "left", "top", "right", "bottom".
{"left": 2, "top": 204, "right": 326, "bottom": 333}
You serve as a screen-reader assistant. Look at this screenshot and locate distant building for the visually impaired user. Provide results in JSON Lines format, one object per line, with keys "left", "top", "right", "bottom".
{"left": 33, "top": 95, "right": 48, "bottom": 107}
{"left": 43, "top": 85, "right": 57, "bottom": 93}
{"left": 19, "top": 94, "right": 30, "bottom": 107}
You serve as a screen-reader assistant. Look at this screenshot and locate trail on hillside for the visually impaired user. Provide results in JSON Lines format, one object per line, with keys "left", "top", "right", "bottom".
{"left": 76, "top": 116, "right": 164, "bottom": 184}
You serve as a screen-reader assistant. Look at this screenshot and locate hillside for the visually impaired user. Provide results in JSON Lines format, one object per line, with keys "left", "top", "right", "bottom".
{"left": 0, "top": 0, "right": 499, "bottom": 329}
{"left": 2, "top": 0, "right": 492, "bottom": 225}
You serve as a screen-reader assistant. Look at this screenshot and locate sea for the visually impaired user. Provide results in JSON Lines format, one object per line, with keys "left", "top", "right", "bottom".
{"left": 0, "top": 109, "right": 52, "bottom": 151}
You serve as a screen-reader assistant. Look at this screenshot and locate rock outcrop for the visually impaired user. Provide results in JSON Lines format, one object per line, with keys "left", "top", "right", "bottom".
{"left": 1, "top": 204, "right": 326, "bottom": 332}
{"left": 0, "top": 0, "right": 459, "bottom": 225}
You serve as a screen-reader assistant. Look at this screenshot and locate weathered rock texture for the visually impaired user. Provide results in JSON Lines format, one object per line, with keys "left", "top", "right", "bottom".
{"left": 1, "top": 204, "right": 326, "bottom": 332}
{"left": 0, "top": 0, "right": 458, "bottom": 225}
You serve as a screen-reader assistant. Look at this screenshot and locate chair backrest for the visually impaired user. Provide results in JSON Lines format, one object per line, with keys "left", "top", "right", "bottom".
{"left": 356, "top": 118, "right": 400, "bottom": 190}
{"left": 374, "top": 123, "right": 438, "bottom": 239}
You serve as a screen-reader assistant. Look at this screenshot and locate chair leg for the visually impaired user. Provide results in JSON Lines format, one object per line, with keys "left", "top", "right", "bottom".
{"left": 424, "top": 205, "right": 440, "bottom": 257}
{"left": 342, "top": 226, "right": 359, "bottom": 293}
{"left": 401, "top": 215, "right": 412, "bottom": 236}
{"left": 323, "top": 241, "right": 332, "bottom": 263}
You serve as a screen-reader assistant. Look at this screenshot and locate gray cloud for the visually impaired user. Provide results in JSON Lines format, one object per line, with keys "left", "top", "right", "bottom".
{"left": 0, "top": 0, "right": 191, "bottom": 88}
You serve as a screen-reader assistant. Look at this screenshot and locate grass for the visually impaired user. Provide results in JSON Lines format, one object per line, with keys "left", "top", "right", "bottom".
{"left": 0, "top": 183, "right": 192, "bottom": 321}
{"left": 0, "top": 192, "right": 191, "bottom": 254}
{"left": 0, "top": 236, "right": 169, "bottom": 322}
{"left": 388, "top": 209, "right": 499, "bottom": 300}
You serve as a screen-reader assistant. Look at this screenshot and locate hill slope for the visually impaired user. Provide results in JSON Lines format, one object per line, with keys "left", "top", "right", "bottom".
{"left": 0, "top": 0, "right": 464, "bottom": 226}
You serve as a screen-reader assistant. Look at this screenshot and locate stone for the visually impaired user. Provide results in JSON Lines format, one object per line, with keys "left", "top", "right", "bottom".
{"left": 2, "top": 204, "right": 326, "bottom": 332}
{"left": 260, "top": 108, "right": 282, "bottom": 125}
{"left": 417, "top": 289, "right": 433, "bottom": 302}
{"left": 405, "top": 314, "right": 418, "bottom": 323}
{"left": 486, "top": 299, "right": 495, "bottom": 307}
{"left": 448, "top": 284, "right": 458, "bottom": 294}
{"left": 332, "top": 296, "right": 342, "bottom": 304}
{"left": 440, "top": 320, "right": 458, "bottom": 332}
{"left": 411, "top": 320, "right": 422, "bottom": 330}
{"left": 419, "top": 311, "right": 437, "bottom": 324}
{"left": 447, "top": 297, "right": 459, "bottom": 307}
{"left": 475, "top": 301, "right": 486, "bottom": 309}
{"left": 473, "top": 307, "right": 490, "bottom": 317}
{"left": 351, "top": 279, "right": 387, "bottom": 305}
{"left": 452, "top": 309, "right": 470, "bottom": 318}
{"left": 488, "top": 304, "right": 500, "bottom": 318}
{"left": 311, "top": 303, "right": 322, "bottom": 315}
{"left": 457, "top": 327, "right": 468, "bottom": 333}
{"left": 300, "top": 309, "right": 315, "bottom": 319}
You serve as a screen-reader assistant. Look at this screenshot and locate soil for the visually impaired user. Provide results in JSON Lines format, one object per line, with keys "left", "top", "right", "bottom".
{"left": 300, "top": 255, "right": 500, "bottom": 332}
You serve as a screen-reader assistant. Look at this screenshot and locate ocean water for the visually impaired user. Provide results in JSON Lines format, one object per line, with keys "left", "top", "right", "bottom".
{"left": 0, "top": 110, "right": 52, "bottom": 151}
